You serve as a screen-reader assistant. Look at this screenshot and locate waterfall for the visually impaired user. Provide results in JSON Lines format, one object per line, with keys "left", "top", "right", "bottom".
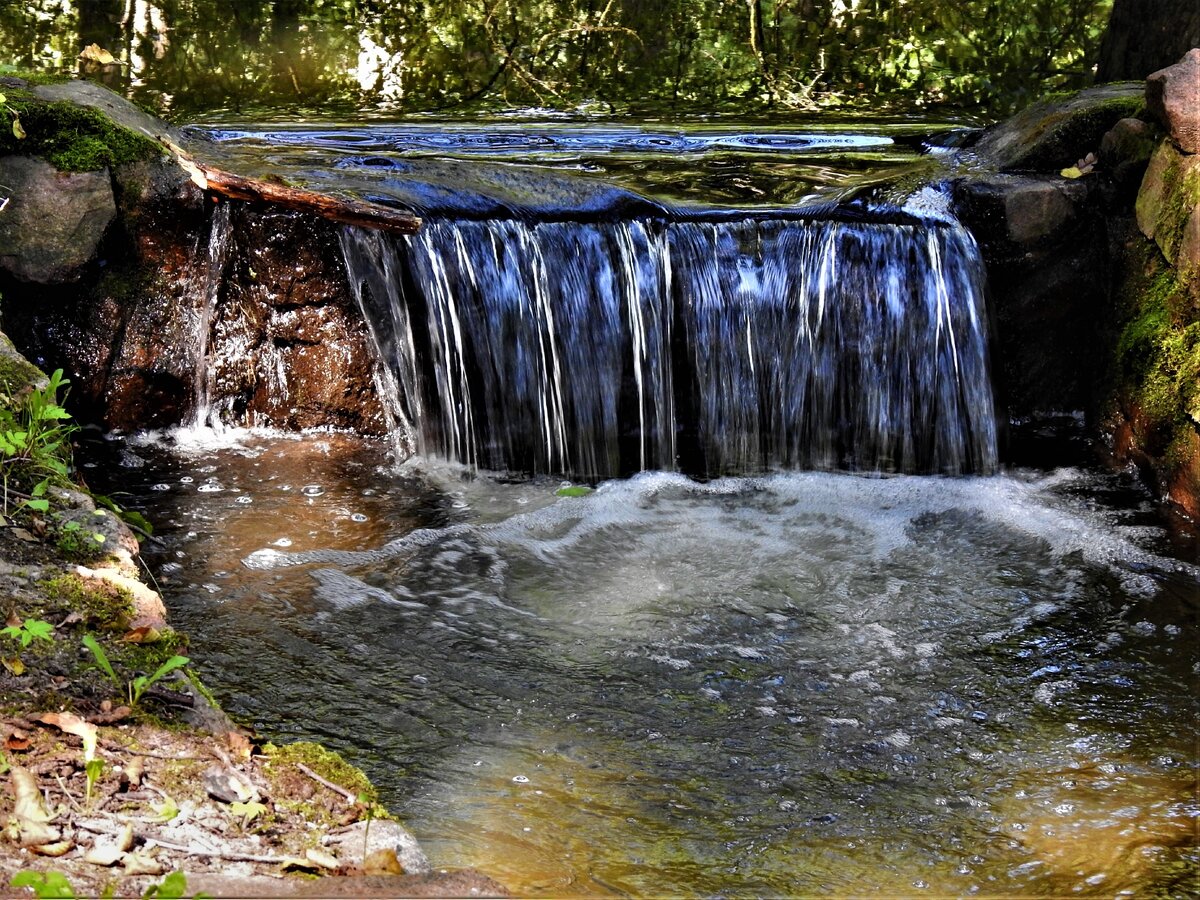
{"left": 189, "top": 202, "right": 234, "bottom": 428}
{"left": 341, "top": 214, "right": 997, "bottom": 479}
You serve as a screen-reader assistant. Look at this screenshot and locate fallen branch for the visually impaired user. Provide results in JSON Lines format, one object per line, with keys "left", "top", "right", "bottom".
{"left": 75, "top": 819, "right": 295, "bottom": 865}
{"left": 296, "top": 762, "right": 359, "bottom": 804}
{"left": 162, "top": 139, "right": 421, "bottom": 235}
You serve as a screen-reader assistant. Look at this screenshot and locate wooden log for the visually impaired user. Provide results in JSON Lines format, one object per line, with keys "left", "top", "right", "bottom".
{"left": 163, "top": 139, "right": 421, "bottom": 235}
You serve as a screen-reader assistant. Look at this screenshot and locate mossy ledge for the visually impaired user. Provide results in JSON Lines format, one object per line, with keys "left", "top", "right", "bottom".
{"left": 0, "top": 79, "right": 162, "bottom": 172}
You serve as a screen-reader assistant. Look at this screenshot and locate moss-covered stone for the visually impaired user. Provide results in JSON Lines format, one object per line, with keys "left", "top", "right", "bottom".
{"left": 263, "top": 740, "right": 389, "bottom": 826}
{"left": 973, "top": 83, "right": 1146, "bottom": 172}
{"left": 0, "top": 93, "right": 161, "bottom": 172}
{"left": 0, "top": 331, "right": 48, "bottom": 400}
{"left": 41, "top": 572, "right": 135, "bottom": 630}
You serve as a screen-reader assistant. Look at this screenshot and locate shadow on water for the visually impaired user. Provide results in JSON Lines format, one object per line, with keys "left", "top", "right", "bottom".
{"left": 82, "top": 431, "right": 1199, "bottom": 897}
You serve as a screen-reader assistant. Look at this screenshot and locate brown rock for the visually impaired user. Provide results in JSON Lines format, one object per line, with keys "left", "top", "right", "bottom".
{"left": 1145, "top": 48, "right": 1200, "bottom": 154}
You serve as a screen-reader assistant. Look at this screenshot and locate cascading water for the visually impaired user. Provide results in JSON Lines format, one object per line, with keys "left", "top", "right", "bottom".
{"left": 189, "top": 202, "right": 235, "bottom": 428}
{"left": 341, "top": 214, "right": 997, "bottom": 479}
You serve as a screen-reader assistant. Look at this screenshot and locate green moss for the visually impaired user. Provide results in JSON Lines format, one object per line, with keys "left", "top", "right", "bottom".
{"left": 263, "top": 740, "right": 390, "bottom": 824}
{"left": 0, "top": 66, "right": 70, "bottom": 86}
{"left": 0, "top": 96, "right": 161, "bottom": 172}
{"left": 1114, "top": 251, "right": 1200, "bottom": 457}
{"left": 0, "top": 350, "right": 47, "bottom": 403}
{"left": 41, "top": 572, "right": 134, "bottom": 630}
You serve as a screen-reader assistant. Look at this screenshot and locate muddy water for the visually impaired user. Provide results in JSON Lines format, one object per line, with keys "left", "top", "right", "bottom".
{"left": 86, "top": 432, "right": 1198, "bottom": 896}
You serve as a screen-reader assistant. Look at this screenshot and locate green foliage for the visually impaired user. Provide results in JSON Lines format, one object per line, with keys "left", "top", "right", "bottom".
{"left": 130, "top": 655, "right": 190, "bottom": 705}
{"left": 0, "top": 0, "right": 1114, "bottom": 119}
{"left": 10, "top": 871, "right": 75, "bottom": 899}
{"left": 85, "top": 757, "right": 104, "bottom": 806}
{"left": 0, "top": 90, "right": 26, "bottom": 140}
{"left": 556, "top": 485, "right": 593, "bottom": 497}
{"left": 82, "top": 633, "right": 118, "bottom": 683}
{"left": 54, "top": 518, "right": 108, "bottom": 561}
{"left": 2, "top": 617, "right": 53, "bottom": 648}
{"left": 0, "top": 368, "right": 76, "bottom": 515}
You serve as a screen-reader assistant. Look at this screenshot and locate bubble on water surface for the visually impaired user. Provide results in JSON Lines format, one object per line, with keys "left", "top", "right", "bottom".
{"left": 273, "top": 538, "right": 292, "bottom": 547}
{"left": 301, "top": 484, "right": 325, "bottom": 497}
{"left": 236, "top": 496, "right": 253, "bottom": 504}
{"left": 512, "top": 775, "right": 530, "bottom": 783}
{"left": 180, "top": 476, "right": 194, "bottom": 483}
{"left": 151, "top": 483, "right": 171, "bottom": 491}
{"left": 197, "top": 483, "right": 223, "bottom": 493}
{"left": 351, "top": 513, "right": 368, "bottom": 522}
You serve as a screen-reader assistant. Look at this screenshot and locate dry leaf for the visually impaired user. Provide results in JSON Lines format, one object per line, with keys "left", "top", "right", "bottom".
{"left": 225, "top": 731, "right": 253, "bottom": 760}
{"left": 4, "top": 611, "right": 19, "bottom": 628}
{"left": 9, "top": 817, "right": 62, "bottom": 848}
{"left": 2, "top": 657, "right": 25, "bottom": 676}
{"left": 91, "top": 705, "right": 132, "bottom": 725}
{"left": 30, "top": 839, "right": 73, "bottom": 857}
{"left": 37, "top": 711, "right": 98, "bottom": 764}
{"left": 364, "top": 847, "right": 404, "bottom": 875}
{"left": 3, "top": 729, "right": 30, "bottom": 751}
{"left": 84, "top": 824, "right": 132, "bottom": 866}
{"left": 305, "top": 847, "right": 340, "bottom": 871}
{"left": 121, "top": 757, "right": 143, "bottom": 789}
{"left": 78, "top": 43, "right": 118, "bottom": 65}
{"left": 121, "top": 624, "right": 162, "bottom": 644}
{"left": 11, "top": 766, "right": 53, "bottom": 822}
{"left": 121, "top": 850, "right": 164, "bottom": 876}
{"left": 59, "top": 612, "right": 83, "bottom": 627}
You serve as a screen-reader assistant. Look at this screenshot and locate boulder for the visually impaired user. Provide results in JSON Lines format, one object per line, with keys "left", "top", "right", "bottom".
{"left": 0, "top": 155, "right": 115, "bottom": 282}
{"left": 30, "top": 79, "right": 180, "bottom": 146}
{"left": 1136, "top": 140, "right": 1200, "bottom": 297}
{"left": 1099, "top": 117, "right": 1160, "bottom": 196}
{"left": 972, "top": 83, "right": 1145, "bottom": 172}
{"left": 1145, "top": 48, "right": 1200, "bottom": 154}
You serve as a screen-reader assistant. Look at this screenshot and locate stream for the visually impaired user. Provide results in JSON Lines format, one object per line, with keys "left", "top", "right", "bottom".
{"left": 83, "top": 429, "right": 1198, "bottom": 896}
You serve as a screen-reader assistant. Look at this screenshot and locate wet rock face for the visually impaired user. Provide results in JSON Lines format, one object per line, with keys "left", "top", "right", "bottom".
{"left": 205, "top": 206, "right": 387, "bottom": 434}
{"left": 951, "top": 172, "right": 1108, "bottom": 417}
{"left": 0, "top": 155, "right": 116, "bottom": 282}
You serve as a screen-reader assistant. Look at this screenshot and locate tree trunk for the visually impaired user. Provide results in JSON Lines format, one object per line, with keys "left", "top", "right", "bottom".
{"left": 1096, "top": 0, "right": 1200, "bottom": 82}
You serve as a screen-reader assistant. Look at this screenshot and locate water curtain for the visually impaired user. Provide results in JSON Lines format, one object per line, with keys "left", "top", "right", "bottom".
{"left": 342, "top": 215, "right": 997, "bottom": 479}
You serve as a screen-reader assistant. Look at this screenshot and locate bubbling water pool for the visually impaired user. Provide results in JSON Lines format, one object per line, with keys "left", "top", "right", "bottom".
{"left": 88, "top": 431, "right": 1198, "bottom": 896}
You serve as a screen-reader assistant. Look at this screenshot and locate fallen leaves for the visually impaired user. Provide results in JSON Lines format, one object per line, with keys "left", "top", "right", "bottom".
{"left": 37, "top": 711, "right": 98, "bottom": 764}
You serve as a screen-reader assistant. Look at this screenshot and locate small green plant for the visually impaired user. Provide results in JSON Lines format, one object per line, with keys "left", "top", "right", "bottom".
{"left": 55, "top": 518, "right": 107, "bottom": 560}
{"left": 85, "top": 757, "right": 104, "bottom": 807}
{"left": 10, "top": 871, "right": 75, "bottom": 899}
{"left": 83, "top": 634, "right": 191, "bottom": 706}
{"left": 129, "top": 654, "right": 190, "bottom": 705}
{"left": 2, "top": 617, "right": 53, "bottom": 648}
{"left": 81, "top": 633, "right": 118, "bottom": 683}
{"left": 0, "top": 368, "right": 75, "bottom": 516}
{"left": 142, "top": 871, "right": 210, "bottom": 900}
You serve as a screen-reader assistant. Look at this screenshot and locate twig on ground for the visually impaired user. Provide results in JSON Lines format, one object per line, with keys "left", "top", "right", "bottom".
{"left": 296, "top": 762, "right": 359, "bottom": 804}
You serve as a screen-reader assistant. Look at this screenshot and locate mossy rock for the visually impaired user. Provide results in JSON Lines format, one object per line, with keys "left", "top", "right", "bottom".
{"left": 973, "top": 83, "right": 1146, "bottom": 173}
{"left": 262, "top": 740, "right": 389, "bottom": 826}
{"left": 0, "top": 331, "right": 47, "bottom": 401}
{"left": 0, "top": 91, "right": 162, "bottom": 172}
{"left": 1136, "top": 140, "right": 1200, "bottom": 299}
